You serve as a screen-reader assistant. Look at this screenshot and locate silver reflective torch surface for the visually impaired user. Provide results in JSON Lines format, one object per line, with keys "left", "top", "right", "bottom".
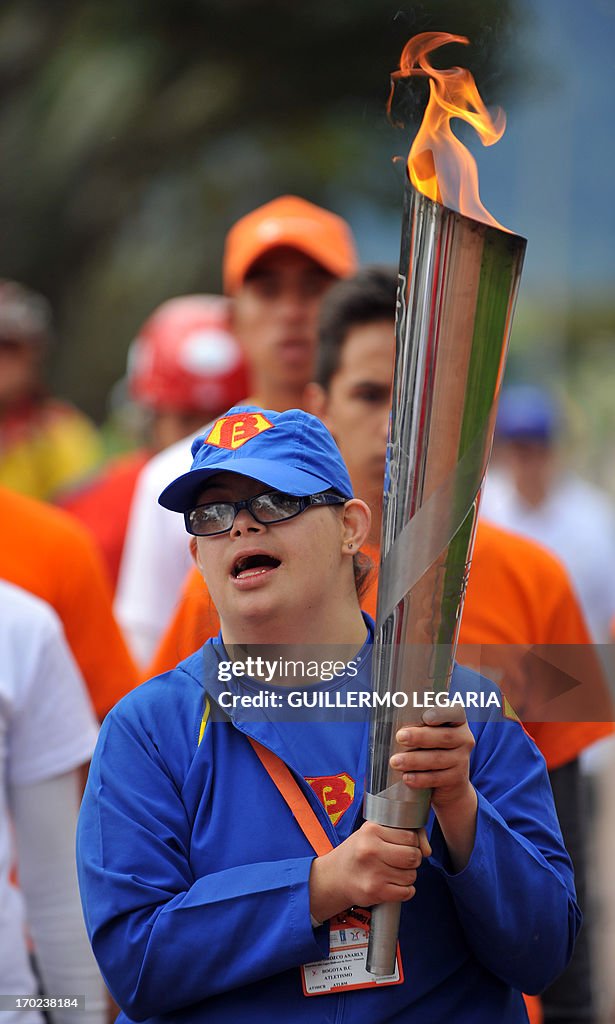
{"left": 364, "top": 180, "right": 526, "bottom": 976}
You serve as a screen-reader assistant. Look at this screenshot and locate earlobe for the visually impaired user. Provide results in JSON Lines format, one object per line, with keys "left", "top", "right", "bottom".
{"left": 342, "top": 498, "right": 371, "bottom": 554}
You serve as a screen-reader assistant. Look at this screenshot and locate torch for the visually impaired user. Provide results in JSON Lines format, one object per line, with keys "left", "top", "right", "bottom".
{"left": 364, "top": 33, "right": 527, "bottom": 975}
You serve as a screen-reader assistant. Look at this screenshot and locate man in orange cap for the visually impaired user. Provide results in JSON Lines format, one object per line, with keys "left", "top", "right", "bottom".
{"left": 222, "top": 196, "right": 357, "bottom": 414}
{"left": 116, "top": 197, "right": 357, "bottom": 666}
{"left": 224, "top": 195, "right": 357, "bottom": 292}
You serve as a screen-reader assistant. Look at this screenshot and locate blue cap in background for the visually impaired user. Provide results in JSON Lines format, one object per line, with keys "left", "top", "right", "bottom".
{"left": 495, "top": 385, "right": 559, "bottom": 443}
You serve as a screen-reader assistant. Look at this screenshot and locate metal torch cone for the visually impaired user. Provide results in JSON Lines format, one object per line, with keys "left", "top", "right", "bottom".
{"left": 364, "top": 180, "right": 526, "bottom": 976}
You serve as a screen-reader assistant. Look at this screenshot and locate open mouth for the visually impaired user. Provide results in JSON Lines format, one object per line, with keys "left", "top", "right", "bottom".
{"left": 232, "top": 554, "right": 281, "bottom": 580}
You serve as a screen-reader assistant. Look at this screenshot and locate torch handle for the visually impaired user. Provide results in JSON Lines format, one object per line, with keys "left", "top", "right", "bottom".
{"left": 366, "top": 899, "right": 402, "bottom": 976}
{"left": 367, "top": 820, "right": 425, "bottom": 976}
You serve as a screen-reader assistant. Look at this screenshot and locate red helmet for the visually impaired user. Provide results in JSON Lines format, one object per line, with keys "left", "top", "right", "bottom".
{"left": 127, "top": 295, "right": 249, "bottom": 414}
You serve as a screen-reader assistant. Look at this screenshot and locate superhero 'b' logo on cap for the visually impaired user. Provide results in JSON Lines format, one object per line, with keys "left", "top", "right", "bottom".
{"left": 205, "top": 412, "right": 274, "bottom": 450}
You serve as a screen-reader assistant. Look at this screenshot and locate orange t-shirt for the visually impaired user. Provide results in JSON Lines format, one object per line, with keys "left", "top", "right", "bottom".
{"left": 0, "top": 486, "right": 138, "bottom": 718}
{"left": 361, "top": 525, "right": 612, "bottom": 767}
{"left": 458, "top": 521, "right": 612, "bottom": 767}
{"left": 148, "top": 519, "right": 612, "bottom": 769}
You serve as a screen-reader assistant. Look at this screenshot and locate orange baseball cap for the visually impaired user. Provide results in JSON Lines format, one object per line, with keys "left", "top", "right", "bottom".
{"left": 223, "top": 195, "right": 358, "bottom": 294}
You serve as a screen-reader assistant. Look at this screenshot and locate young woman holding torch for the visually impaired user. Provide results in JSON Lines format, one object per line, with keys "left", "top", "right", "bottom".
{"left": 77, "top": 406, "right": 579, "bottom": 1023}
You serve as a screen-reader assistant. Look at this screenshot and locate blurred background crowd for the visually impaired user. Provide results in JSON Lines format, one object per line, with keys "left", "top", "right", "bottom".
{"left": 0, "top": 0, "right": 612, "bottom": 464}
{"left": 0, "top": 0, "right": 613, "bottom": 1022}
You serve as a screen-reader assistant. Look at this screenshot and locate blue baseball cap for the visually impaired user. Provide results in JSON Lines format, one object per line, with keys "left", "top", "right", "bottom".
{"left": 496, "top": 385, "right": 559, "bottom": 443}
{"left": 158, "top": 406, "right": 354, "bottom": 512}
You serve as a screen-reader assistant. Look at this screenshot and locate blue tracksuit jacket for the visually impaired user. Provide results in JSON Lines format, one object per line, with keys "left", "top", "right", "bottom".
{"left": 77, "top": 626, "right": 580, "bottom": 1023}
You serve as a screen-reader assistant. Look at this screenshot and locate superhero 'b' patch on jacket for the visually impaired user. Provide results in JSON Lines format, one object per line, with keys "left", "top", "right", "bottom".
{"left": 305, "top": 773, "right": 355, "bottom": 825}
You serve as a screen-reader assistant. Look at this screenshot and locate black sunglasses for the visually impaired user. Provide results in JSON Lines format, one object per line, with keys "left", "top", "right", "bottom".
{"left": 184, "top": 490, "right": 347, "bottom": 537}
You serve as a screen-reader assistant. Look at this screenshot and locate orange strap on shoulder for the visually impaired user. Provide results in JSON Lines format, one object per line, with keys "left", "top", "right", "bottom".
{"left": 523, "top": 993, "right": 543, "bottom": 1024}
{"left": 248, "top": 737, "right": 333, "bottom": 857}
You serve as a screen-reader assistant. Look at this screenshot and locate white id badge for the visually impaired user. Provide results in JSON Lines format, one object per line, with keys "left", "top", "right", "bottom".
{"left": 301, "top": 909, "right": 403, "bottom": 996}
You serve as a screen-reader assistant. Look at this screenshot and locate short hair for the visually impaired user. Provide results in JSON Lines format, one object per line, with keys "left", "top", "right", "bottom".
{"left": 316, "top": 265, "right": 397, "bottom": 389}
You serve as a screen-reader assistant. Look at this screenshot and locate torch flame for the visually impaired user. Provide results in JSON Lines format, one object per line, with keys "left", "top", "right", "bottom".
{"left": 389, "top": 32, "right": 508, "bottom": 230}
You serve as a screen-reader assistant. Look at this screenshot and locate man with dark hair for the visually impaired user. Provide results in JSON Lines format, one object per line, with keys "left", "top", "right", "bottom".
{"left": 315, "top": 265, "right": 397, "bottom": 395}
{"left": 312, "top": 266, "right": 398, "bottom": 532}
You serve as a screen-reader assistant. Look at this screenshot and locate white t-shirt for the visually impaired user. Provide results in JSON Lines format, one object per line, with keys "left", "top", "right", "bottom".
{"left": 114, "top": 427, "right": 206, "bottom": 667}
{"left": 0, "top": 581, "right": 99, "bottom": 1024}
{"left": 481, "top": 470, "right": 615, "bottom": 643}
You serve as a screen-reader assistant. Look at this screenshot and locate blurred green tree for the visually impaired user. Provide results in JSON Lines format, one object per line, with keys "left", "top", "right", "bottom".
{"left": 0, "top": 0, "right": 520, "bottom": 418}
